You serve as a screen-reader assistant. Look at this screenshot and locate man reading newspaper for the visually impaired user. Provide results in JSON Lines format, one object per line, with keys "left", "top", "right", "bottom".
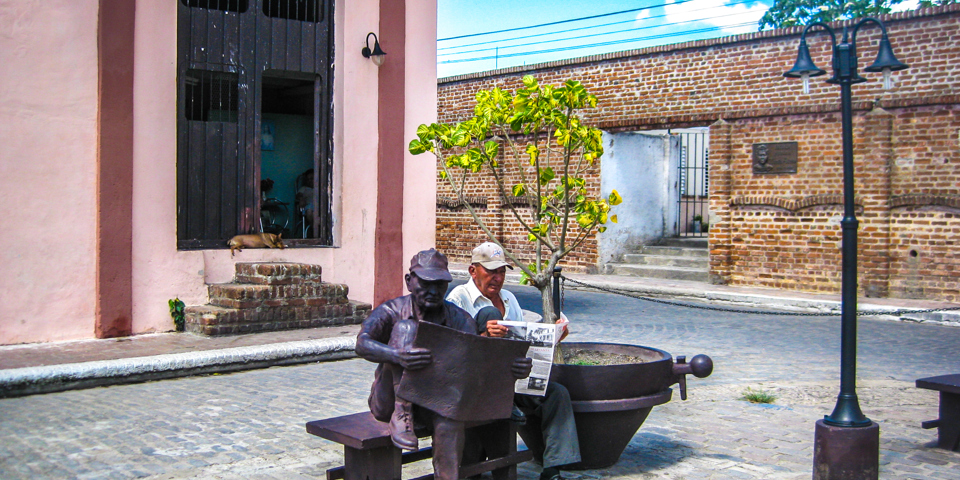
{"left": 357, "top": 249, "right": 533, "bottom": 480}
{"left": 446, "top": 242, "right": 580, "bottom": 480}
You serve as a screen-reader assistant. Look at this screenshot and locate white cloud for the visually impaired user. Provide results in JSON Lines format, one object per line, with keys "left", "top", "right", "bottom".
{"left": 662, "top": 0, "right": 769, "bottom": 36}
{"left": 892, "top": 0, "right": 920, "bottom": 12}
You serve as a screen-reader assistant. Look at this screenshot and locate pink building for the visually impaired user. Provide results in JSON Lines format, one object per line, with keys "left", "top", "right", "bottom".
{"left": 0, "top": 0, "right": 439, "bottom": 344}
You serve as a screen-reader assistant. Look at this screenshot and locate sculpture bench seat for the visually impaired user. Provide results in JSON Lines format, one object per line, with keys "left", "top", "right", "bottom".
{"left": 917, "top": 373, "right": 960, "bottom": 451}
{"left": 306, "top": 411, "right": 532, "bottom": 480}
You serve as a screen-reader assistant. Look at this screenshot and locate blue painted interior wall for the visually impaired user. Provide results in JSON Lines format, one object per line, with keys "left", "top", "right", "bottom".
{"left": 260, "top": 113, "right": 314, "bottom": 233}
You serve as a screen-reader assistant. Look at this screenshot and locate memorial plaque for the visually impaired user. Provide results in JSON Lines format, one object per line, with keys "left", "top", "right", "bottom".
{"left": 752, "top": 142, "right": 798, "bottom": 174}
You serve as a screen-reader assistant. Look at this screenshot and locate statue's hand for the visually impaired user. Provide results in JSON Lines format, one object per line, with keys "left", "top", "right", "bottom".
{"left": 397, "top": 348, "right": 432, "bottom": 370}
{"left": 511, "top": 357, "right": 532, "bottom": 379}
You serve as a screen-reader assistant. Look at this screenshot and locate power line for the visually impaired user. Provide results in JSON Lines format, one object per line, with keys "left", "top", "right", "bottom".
{"left": 438, "top": 0, "right": 760, "bottom": 52}
{"left": 438, "top": 17, "right": 638, "bottom": 52}
{"left": 438, "top": 21, "right": 757, "bottom": 65}
{"left": 437, "top": 0, "right": 697, "bottom": 42}
{"left": 438, "top": 9, "right": 761, "bottom": 58}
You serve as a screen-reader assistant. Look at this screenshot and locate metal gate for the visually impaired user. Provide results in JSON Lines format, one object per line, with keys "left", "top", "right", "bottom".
{"left": 674, "top": 128, "right": 709, "bottom": 238}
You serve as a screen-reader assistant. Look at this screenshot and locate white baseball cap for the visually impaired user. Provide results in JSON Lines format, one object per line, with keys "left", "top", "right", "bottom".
{"left": 471, "top": 242, "right": 513, "bottom": 270}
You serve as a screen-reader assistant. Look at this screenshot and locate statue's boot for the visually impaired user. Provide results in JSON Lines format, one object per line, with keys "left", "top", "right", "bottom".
{"left": 387, "top": 319, "right": 419, "bottom": 450}
{"left": 390, "top": 399, "right": 418, "bottom": 450}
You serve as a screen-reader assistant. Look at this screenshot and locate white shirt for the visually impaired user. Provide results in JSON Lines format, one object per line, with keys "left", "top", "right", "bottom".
{"left": 446, "top": 279, "right": 525, "bottom": 323}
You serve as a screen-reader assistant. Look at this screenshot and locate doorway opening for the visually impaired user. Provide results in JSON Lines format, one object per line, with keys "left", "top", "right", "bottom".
{"left": 259, "top": 71, "right": 318, "bottom": 239}
{"left": 673, "top": 128, "right": 709, "bottom": 238}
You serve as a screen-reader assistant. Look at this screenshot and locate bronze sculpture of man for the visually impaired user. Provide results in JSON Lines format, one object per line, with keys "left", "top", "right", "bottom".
{"left": 356, "top": 248, "right": 532, "bottom": 480}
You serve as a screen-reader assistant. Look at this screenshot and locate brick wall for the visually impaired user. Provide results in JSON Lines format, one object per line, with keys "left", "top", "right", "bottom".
{"left": 435, "top": 136, "right": 601, "bottom": 272}
{"left": 436, "top": 6, "right": 960, "bottom": 301}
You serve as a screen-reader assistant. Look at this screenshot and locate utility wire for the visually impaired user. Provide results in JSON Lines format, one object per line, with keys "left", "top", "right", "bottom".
{"left": 439, "top": 21, "right": 757, "bottom": 64}
{"left": 439, "top": 9, "right": 760, "bottom": 58}
{"left": 438, "top": 0, "right": 760, "bottom": 51}
{"left": 438, "top": 0, "right": 697, "bottom": 42}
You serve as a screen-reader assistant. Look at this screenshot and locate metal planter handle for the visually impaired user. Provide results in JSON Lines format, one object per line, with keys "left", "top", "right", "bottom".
{"left": 671, "top": 354, "right": 714, "bottom": 400}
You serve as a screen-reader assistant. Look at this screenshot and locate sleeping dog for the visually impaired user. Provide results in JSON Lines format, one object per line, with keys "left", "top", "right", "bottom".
{"left": 227, "top": 233, "right": 285, "bottom": 257}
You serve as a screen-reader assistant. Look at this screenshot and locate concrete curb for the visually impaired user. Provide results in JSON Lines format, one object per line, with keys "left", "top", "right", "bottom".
{"left": 451, "top": 269, "right": 960, "bottom": 326}
{"left": 0, "top": 336, "right": 357, "bottom": 399}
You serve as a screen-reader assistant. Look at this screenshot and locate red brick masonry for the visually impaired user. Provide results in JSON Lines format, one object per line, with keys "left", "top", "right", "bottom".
{"left": 436, "top": 5, "right": 960, "bottom": 302}
{"left": 185, "top": 263, "right": 371, "bottom": 336}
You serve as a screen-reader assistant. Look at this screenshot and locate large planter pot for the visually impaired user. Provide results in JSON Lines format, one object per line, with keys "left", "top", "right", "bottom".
{"left": 519, "top": 342, "right": 713, "bottom": 470}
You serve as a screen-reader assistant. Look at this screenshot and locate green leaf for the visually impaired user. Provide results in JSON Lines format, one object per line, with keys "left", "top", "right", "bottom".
{"left": 449, "top": 127, "right": 469, "bottom": 147}
{"left": 608, "top": 189, "right": 623, "bottom": 206}
{"left": 484, "top": 140, "right": 499, "bottom": 159}
{"left": 577, "top": 213, "right": 593, "bottom": 229}
{"left": 526, "top": 144, "right": 539, "bottom": 165}
{"left": 416, "top": 124, "right": 433, "bottom": 141}
{"left": 408, "top": 139, "right": 429, "bottom": 155}
{"left": 538, "top": 167, "right": 556, "bottom": 186}
{"left": 610, "top": 214, "right": 618, "bottom": 224}
{"left": 512, "top": 183, "right": 526, "bottom": 197}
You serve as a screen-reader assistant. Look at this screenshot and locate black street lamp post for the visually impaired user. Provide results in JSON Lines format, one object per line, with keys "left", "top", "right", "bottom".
{"left": 783, "top": 18, "right": 907, "bottom": 480}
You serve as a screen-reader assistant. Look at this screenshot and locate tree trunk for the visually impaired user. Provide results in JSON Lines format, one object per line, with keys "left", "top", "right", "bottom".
{"left": 538, "top": 283, "right": 557, "bottom": 323}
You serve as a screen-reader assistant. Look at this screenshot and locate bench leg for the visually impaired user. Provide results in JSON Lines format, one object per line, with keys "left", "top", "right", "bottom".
{"left": 938, "top": 392, "right": 960, "bottom": 451}
{"left": 343, "top": 445, "right": 402, "bottom": 480}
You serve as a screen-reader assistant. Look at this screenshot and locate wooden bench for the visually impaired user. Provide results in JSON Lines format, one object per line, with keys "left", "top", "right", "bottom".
{"left": 306, "top": 411, "right": 532, "bottom": 480}
{"left": 916, "top": 373, "right": 960, "bottom": 451}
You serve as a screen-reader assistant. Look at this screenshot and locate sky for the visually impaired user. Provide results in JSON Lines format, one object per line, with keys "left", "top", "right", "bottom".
{"left": 436, "top": 0, "right": 921, "bottom": 78}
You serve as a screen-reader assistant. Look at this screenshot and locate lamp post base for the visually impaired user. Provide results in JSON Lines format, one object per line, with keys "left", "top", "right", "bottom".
{"left": 813, "top": 419, "right": 879, "bottom": 480}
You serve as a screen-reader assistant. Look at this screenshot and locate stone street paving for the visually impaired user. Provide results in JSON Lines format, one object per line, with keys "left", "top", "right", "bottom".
{"left": 2, "top": 284, "right": 959, "bottom": 479}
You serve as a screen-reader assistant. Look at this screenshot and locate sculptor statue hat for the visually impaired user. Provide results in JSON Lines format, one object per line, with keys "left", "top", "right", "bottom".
{"left": 409, "top": 248, "right": 454, "bottom": 282}
{"left": 471, "top": 242, "right": 513, "bottom": 270}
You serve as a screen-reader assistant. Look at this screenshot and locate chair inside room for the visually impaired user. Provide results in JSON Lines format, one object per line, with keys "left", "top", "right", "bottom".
{"left": 294, "top": 171, "right": 313, "bottom": 239}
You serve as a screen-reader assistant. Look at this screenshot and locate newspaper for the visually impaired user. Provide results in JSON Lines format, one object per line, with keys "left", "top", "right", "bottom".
{"left": 499, "top": 318, "right": 568, "bottom": 396}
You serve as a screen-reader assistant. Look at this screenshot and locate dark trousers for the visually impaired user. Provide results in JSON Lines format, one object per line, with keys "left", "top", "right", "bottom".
{"left": 515, "top": 383, "right": 581, "bottom": 468}
{"left": 475, "top": 306, "right": 581, "bottom": 468}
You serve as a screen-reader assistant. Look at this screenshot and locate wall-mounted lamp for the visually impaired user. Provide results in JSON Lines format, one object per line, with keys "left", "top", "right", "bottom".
{"left": 361, "top": 32, "right": 386, "bottom": 66}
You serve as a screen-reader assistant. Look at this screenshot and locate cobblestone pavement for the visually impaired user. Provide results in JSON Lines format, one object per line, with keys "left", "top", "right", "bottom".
{"left": 1, "top": 284, "right": 959, "bottom": 479}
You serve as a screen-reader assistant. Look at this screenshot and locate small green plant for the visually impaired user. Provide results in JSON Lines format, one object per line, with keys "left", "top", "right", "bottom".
{"left": 693, "top": 214, "right": 703, "bottom": 222}
{"left": 168, "top": 297, "right": 185, "bottom": 332}
{"left": 740, "top": 387, "right": 776, "bottom": 404}
{"left": 570, "top": 359, "right": 601, "bottom": 366}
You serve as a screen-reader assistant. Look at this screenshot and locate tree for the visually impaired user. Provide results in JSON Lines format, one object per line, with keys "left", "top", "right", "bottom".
{"left": 918, "top": 0, "right": 957, "bottom": 7}
{"left": 409, "top": 76, "right": 621, "bottom": 320}
{"left": 758, "top": 0, "right": 906, "bottom": 30}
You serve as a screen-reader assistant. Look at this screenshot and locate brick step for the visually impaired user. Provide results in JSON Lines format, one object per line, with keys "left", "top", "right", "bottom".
{"left": 658, "top": 237, "right": 709, "bottom": 249}
{"left": 185, "top": 300, "right": 371, "bottom": 336}
{"left": 602, "top": 263, "right": 710, "bottom": 282}
{"left": 184, "top": 262, "right": 371, "bottom": 336}
{"left": 207, "top": 283, "right": 349, "bottom": 309}
{"left": 638, "top": 246, "right": 708, "bottom": 258}
{"left": 622, "top": 253, "right": 709, "bottom": 268}
{"left": 234, "top": 262, "right": 324, "bottom": 285}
